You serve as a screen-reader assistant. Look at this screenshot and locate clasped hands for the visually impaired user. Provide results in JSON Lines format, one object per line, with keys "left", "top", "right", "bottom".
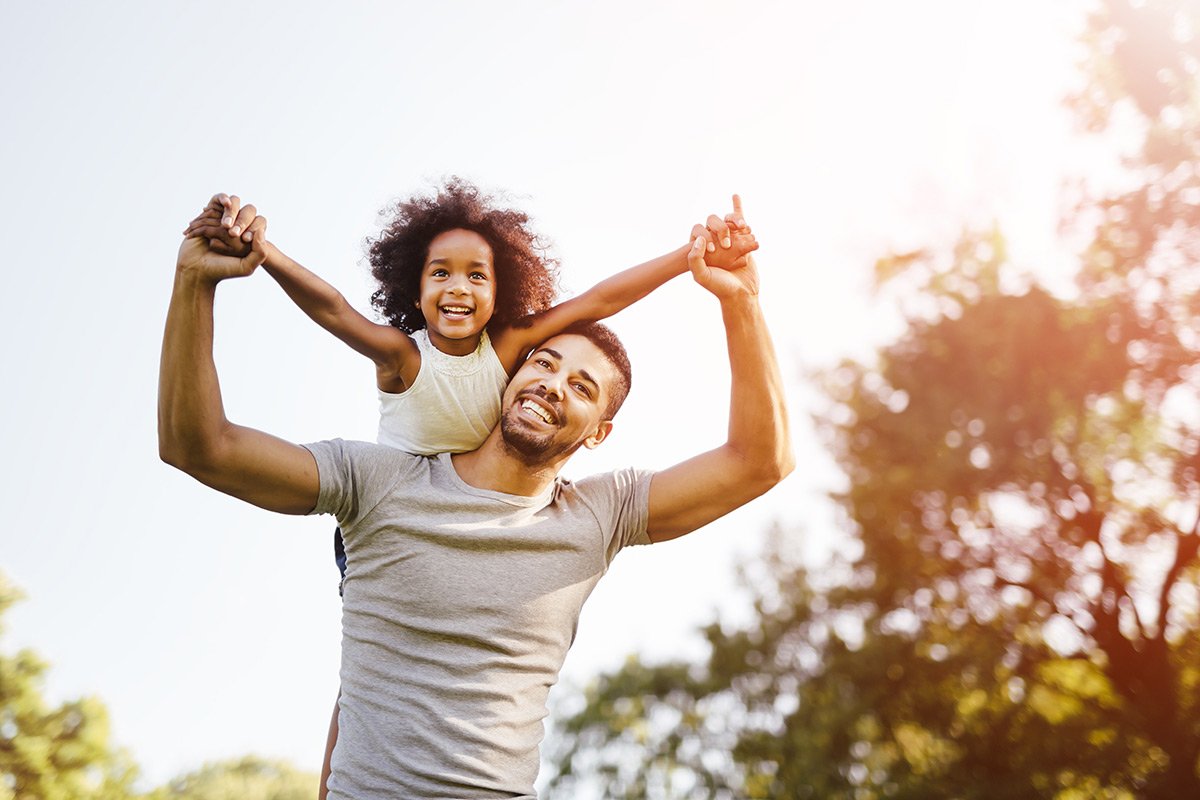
{"left": 178, "top": 192, "right": 760, "bottom": 298}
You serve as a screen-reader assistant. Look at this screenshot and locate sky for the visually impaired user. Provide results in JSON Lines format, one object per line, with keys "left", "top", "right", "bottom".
{"left": 0, "top": 0, "right": 1100, "bottom": 788}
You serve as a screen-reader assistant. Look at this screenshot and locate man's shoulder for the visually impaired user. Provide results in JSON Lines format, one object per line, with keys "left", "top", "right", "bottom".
{"left": 305, "top": 438, "right": 427, "bottom": 462}
{"left": 303, "top": 438, "right": 434, "bottom": 484}
{"left": 557, "top": 466, "right": 656, "bottom": 553}
{"left": 303, "top": 439, "right": 438, "bottom": 523}
{"left": 557, "top": 465, "right": 656, "bottom": 507}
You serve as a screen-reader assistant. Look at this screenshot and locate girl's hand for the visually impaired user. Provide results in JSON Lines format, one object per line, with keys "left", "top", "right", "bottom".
{"left": 694, "top": 194, "right": 758, "bottom": 271}
{"left": 183, "top": 193, "right": 269, "bottom": 257}
{"left": 178, "top": 199, "right": 269, "bottom": 282}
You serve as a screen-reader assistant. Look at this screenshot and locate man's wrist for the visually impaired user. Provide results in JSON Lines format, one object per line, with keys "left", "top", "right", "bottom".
{"left": 174, "top": 263, "right": 220, "bottom": 292}
{"left": 718, "top": 290, "right": 760, "bottom": 312}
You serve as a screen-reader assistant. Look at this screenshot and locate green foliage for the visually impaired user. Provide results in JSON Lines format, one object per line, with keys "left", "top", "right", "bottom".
{"left": 0, "top": 573, "right": 143, "bottom": 800}
{"left": 0, "top": 574, "right": 317, "bottom": 800}
{"left": 545, "top": 1, "right": 1200, "bottom": 797}
{"left": 158, "top": 756, "right": 317, "bottom": 800}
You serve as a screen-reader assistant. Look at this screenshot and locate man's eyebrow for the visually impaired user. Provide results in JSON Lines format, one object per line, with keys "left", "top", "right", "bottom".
{"left": 577, "top": 369, "right": 600, "bottom": 391}
{"left": 534, "top": 347, "right": 563, "bottom": 360}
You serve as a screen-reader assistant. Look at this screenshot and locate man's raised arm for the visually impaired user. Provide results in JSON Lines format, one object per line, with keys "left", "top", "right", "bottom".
{"left": 646, "top": 199, "right": 794, "bottom": 542}
{"left": 158, "top": 205, "right": 320, "bottom": 514}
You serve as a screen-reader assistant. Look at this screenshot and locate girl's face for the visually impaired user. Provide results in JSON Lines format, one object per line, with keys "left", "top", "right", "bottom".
{"left": 419, "top": 228, "right": 497, "bottom": 356}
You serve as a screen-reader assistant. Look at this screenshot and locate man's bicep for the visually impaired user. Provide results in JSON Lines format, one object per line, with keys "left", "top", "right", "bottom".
{"left": 190, "top": 425, "right": 321, "bottom": 515}
{"left": 646, "top": 447, "right": 770, "bottom": 543}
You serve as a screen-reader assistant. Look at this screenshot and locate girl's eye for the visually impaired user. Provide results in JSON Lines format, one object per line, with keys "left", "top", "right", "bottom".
{"left": 431, "top": 268, "right": 449, "bottom": 277}
{"left": 470, "top": 272, "right": 488, "bottom": 281}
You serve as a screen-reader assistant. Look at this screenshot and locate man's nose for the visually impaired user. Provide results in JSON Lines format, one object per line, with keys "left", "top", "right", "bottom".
{"left": 538, "top": 379, "right": 563, "bottom": 402}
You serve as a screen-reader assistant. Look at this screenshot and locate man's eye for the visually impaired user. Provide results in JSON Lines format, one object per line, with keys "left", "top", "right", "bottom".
{"left": 535, "top": 358, "right": 551, "bottom": 368}
{"left": 573, "top": 383, "right": 591, "bottom": 397}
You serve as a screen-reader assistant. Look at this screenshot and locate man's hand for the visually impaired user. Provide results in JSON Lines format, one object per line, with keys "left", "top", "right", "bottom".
{"left": 177, "top": 195, "right": 269, "bottom": 282}
{"left": 182, "top": 192, "right": 271, "bottom": 256}
{"left": 688, "top": 195, "right": 760, "bottom": 299}
{"left": 695, "top": 194, "right": 757, "bottom": 271}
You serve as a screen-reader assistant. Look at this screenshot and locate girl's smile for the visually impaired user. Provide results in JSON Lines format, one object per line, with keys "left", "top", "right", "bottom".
{"left": 419, "top": 228, "right": 497, "bottom": 355}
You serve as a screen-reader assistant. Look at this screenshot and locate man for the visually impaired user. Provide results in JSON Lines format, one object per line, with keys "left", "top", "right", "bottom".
{"left": 158, "top": 199, "right": 793, "bottom": 799}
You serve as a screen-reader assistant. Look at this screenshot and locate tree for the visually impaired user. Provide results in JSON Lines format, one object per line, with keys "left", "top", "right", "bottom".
{"left": 158, "top": 756, "right": 316, "bottom": 800}
{"left": 0, "top": 572, "right": 142, "bottom": 800}
{"left": 0, "top": 574, "right": 318, "bottom": 800}
{"left": 545, "top": 1, "right": 1200, "bottom": 797}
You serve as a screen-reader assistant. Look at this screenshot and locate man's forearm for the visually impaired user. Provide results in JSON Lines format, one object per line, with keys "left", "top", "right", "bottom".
{"left": 642, "top": 288, "right": 793, "bottom": 541}
{"left": 158, "top": 268, "right": 228, "bottom": 469}
{"left": 721, "top": 294, "right": 793, "bottom": 482}
{"left": 162, "top": 219, "right": 322, "bottom": 513}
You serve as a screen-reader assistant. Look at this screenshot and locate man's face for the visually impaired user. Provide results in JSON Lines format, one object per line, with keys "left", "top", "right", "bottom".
{"left": 499, "top": 334, "right": 617, "bottom": 464}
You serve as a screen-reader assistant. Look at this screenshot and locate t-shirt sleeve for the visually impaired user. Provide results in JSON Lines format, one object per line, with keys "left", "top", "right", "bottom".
{"left": 572, "top": 467, "right": 656, "bottom": 564}
{"left": 301, "top": 439, "right": 421, "bottom": 533}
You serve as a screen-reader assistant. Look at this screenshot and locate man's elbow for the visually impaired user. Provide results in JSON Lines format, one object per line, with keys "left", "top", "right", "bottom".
{"left": 750, "top": 444, "right": 795, "bottom": 492}
{"left": 158, "top": 430, "right": 222, "bottom": 479}
{"left": 159, "top": 437, "right": 201, "bottom": 475}
{"left": 775, "top": 447, "right": 796, "bottom": 484}
{"left": 158, "top": 424, "right": 187, "bottom": 470}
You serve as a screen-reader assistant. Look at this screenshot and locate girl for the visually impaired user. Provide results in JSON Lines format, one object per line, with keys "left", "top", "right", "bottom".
{"left": 184, "top": 179, "right": 754, "bottom": 796}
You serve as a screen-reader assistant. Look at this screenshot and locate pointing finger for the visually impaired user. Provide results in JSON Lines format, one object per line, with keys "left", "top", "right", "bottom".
{"left": 728, "top": 195, "right": 747, "bottom": 232}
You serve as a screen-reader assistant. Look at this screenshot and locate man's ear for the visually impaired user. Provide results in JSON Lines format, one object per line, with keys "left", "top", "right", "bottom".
{"left": 583, "top": 420, "right": 614, "bottom": 450}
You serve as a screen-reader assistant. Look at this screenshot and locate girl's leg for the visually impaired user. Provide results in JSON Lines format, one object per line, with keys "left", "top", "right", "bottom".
{"left": 318, "top": 690, "right": 340, "bottom": 800}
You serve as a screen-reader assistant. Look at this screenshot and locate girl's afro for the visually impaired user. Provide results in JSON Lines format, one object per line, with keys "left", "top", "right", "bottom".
{"left": 367, "top": 178, "right": 560, "bottom": 333}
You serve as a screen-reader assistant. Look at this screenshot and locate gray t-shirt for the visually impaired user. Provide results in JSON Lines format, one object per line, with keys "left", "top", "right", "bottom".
{"left": 303, "top": 439, "right": 654, "bottom": 799}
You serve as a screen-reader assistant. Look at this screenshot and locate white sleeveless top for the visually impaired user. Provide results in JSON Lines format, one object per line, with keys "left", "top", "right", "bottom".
{"left": 377, "top": 328, "right": 510, "bottom": 454}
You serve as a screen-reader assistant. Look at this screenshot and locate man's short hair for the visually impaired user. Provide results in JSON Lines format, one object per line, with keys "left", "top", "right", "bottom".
{"left": 559, "top": 321, "right": 632, "bottom": 420}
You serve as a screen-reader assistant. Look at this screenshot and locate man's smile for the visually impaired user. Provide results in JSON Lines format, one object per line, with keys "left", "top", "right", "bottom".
{"left": 517, "top": 393, "right": 558, "bottom": 426}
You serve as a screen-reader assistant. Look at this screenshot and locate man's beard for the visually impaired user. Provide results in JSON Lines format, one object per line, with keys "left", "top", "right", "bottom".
{"left": 498, "top": 401, "right": 584, "bottom": 465}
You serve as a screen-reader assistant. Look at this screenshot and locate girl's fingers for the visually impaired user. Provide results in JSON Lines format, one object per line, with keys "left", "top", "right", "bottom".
{"left": 242, "top": 214, "right": 268, "bottom": 243}
{"left": 706, "top": 213, "right": 731, "bottom": 250}
{"left": 244, "top": 217, "right": 269, "bottom": 267}
{"left": 729, "top": 194, "right": 748, "bottom": 232}
{"left": 229, "top": 203, "right": 257, "bottom": 238}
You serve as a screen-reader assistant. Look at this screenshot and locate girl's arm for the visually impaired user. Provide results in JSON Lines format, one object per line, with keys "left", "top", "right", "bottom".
{"left": 260, "top": 246, "right": 418, "bottom": 388}
{"left": 492, "top": 198, "right": 756, "bottom": 372}
{"left": 184, "top": 195, "right": 418, "bottom": 390}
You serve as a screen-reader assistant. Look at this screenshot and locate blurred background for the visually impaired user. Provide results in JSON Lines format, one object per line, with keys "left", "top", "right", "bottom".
{"left": 3, "top": 0, "right": 1198, "bottom": 798}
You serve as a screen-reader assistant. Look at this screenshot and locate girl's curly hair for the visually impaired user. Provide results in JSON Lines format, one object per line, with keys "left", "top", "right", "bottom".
{"left": 366, "top": 178, "right": 560, "bottom": 333}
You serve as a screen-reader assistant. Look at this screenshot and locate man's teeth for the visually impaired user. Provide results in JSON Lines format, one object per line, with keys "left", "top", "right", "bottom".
{"left": 521, "top": 399, "right": 553, "bottom": 424}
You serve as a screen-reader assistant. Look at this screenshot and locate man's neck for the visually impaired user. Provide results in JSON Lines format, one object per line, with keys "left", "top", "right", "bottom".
{"left": 451, "top": 430, "right": 565, "bottom": 497}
